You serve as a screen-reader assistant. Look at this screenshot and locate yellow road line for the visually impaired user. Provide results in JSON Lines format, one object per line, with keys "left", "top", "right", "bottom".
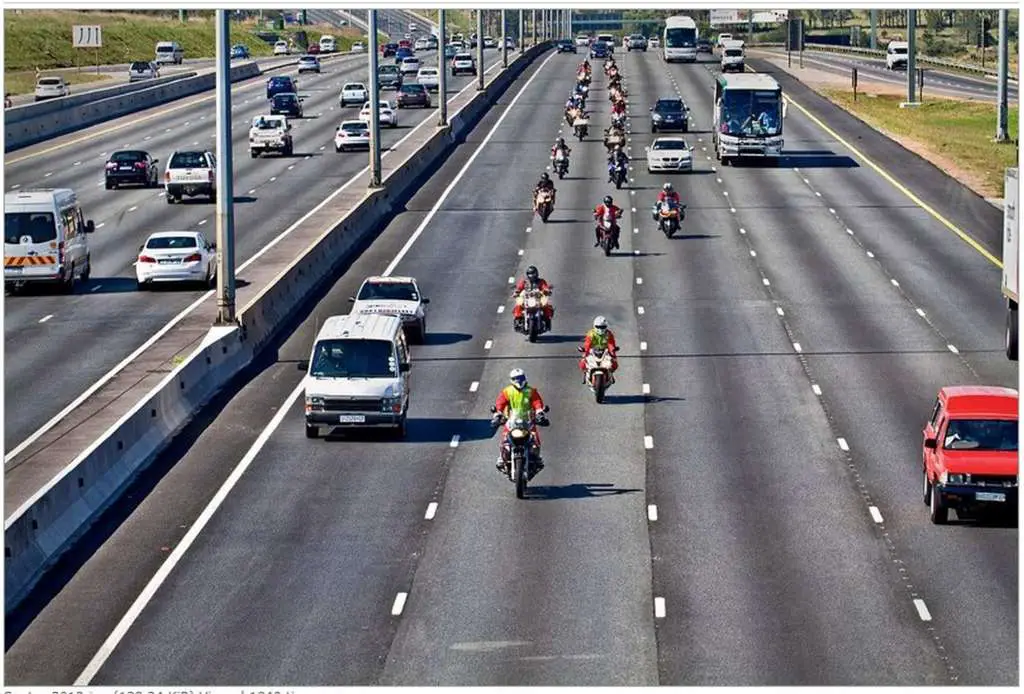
{"left": 5, "top": 57, "right": 351, "bottom": 165}
{"left": 744, "top": 64, "right": 1003, "bottom": 269}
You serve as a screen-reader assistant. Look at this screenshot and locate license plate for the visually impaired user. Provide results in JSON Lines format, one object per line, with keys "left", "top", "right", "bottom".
{"left": 339, "top": 414, "right": 366, "bottom": 423}
{"left": 158, "top": 259, "right": 178, "bottom": 264}
{"left": 976, "top": 491, "right": 1006, "bottom": 502}
{"left": 120, "top": 166, "right": 133, "bottom": 170}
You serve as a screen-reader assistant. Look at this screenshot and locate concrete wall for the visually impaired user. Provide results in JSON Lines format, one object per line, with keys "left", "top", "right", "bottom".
{"left": 3, "top": 41, "right": 552, "bottom": 615}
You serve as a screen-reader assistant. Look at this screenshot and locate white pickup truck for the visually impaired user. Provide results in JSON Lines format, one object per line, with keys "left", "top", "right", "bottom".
{"left": 164, "top": 150, "right": 216, "bottom": 204}
{"left": 248, "top": 115, "right": 294, "bottom": 158}
{"left": 1003, "top": 167, "right": 1018, "bottom": 360}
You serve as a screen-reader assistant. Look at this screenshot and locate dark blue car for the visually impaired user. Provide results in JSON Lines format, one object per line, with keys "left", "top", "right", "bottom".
{"left": 590, "top": 41, "right": 610, "bottom": 59}
{"left": 395, "top": 46, "right": 413, "bottom": 63}
{"left": 266, "top": 75, "right": 297, "bottom": 100}
{"left": 231, "top": 44, "right": 250, "bottom": 59}
{"left": 270, "top": 92, "right": 303, "bottom": 118}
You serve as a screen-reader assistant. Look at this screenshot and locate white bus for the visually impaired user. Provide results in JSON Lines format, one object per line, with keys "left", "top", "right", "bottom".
{"left": 663, "top": 15, "right": 698, "bottom": 62}
{"left": 712, "top": 73, "right": 786, "bottom": 164}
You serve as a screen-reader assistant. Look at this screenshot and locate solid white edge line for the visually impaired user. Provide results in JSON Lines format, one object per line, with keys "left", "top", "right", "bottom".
{"left": 381, "top": 50, "right": 558, "bottom": 277}
{"left": 391, "top": 591, "right": 409, "bottom": 616}
{"left": 74, "top": 379, "right": 306, "bottom": 685}
{"left": 6, "top": 54, "right": 511, "bottom": 466}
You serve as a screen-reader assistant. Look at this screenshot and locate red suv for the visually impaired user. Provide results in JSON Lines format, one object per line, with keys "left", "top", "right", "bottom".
{"left": 922, "top": 386, "right": 1018, "bottom": 524}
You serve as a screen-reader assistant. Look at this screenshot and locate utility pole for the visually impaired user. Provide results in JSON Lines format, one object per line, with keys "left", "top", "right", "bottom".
{"left": 438, "top": 9, "right": 448, "bottom": 126}
{"left": 997, "top": 9, "right": 1009, "bottom": 141}
{"left": 477, "top": 9, "right": 484, "bottom": 90}
{"left": 501, "top": 9, "right": 508, "bottom": 66}
{"left": 214, "top": 9, "right": 235, "bottom": 325}
{"left": 869, "top": 9, "right": 877, "bottom": 49}
{"left": 368, "top": 10, "right": 382, "bottom": 186}
{"left": 519, "top": 9, "right": 524, "bottom": 52}
{"left": 531, "top": 9, "right": 537, "bottom": 46}
{"left": 905, "top": 9, "right": 917, "bottom": 105}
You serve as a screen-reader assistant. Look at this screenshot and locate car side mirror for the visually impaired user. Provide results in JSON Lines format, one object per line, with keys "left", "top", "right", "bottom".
{"left": 399, "top": 362, "right": 411, "bottom": 373}
{"left": 421, "top": 297, "right": 430, "bottom": 304}
{"left": 85, "top": 220, "right": 95, "bottom": 233}
{"left": 649, "top": 107, "right": 653, "bottom": 111}
{"left": 297, "top": 360, "right": 309, "bottom": 371}
{"left": 924, "top": 438, "right": 938, "bottom": 450}
{"left": 644, "top": 146, "right": 650, "bottom": 152}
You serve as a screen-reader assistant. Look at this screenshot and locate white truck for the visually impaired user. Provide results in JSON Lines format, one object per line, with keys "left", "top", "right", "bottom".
{"left": 721, "top": 40, "right": 745, "bottom": 72}
{"left": 248, "top": 115, "right": 294, "bottom": 158}
{"left": 1003, "top": 167, "right": 1018, "bottom": 360}
{"left": 164, "top": 150, "right": 216, "bottom": 204}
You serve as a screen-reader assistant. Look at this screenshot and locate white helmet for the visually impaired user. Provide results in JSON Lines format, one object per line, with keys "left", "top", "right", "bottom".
{"left": 593, "top": 315, "right": 608, "bottom": 333}
{"left": 509, "top": 368, "right": 527, "bottom": 390}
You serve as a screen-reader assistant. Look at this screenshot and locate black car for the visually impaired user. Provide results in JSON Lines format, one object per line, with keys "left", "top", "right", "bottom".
{"left": 697, "top": 38, "right": 713, "bottom": 53}
{"left": 104, "top": 149, "right": 159, "bottom": 189}
{"left": 270, "top": 92, "right": 303, "bottom": 118}
{"left": 396, "top": 83, "right": 430, "bottom": 109}
{"left": 557, "top": 39, "right": 577, "bottom": 53}
{"left": 590, "top": 40, "right": 610, "bottom": 59}
{"left": 266, "top": 75, "right": 297, "bottom": 100}
{"left": 382, "top": 42, "right": 399, "bottom": 58}
{"left": 651, "top": 97, "right": 689, "bottom": 132}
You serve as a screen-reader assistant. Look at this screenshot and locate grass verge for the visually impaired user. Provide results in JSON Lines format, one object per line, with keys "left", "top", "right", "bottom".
{"left": 822, "top": 88, "right": 1018, "bottom": 198}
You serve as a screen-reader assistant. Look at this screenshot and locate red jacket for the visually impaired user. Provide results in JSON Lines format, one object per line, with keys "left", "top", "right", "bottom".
{"left": 551, "top": 145, "right": 571, "bottom": 158}
{"left": 657, "top": 191, "right": 681, "bottom": 204}
{"left": 515, "top": 278, "right": 551, "bottom": 294}
{"left": 495, "top": 385, "right": 545, "bottom": 417}
{"left": 594, "top": 204, "right": 623, "bottom": 222}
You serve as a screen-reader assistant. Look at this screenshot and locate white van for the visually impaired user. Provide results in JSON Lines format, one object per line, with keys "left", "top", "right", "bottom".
{"left": 4, "top": 189, "right": 95, "bottom": 292}
{"left": 301, "top": 313, "right": 412, "bottom": 439}
{"left": 721, "top": 40, "right": 745, "bottom": 72}
{"left": 319, "top": 35, "right": 337, "bottom": 53}
{"left": 886, "top": 40, "right": 909, "bottom": 69}
{"left": 154, "top": 41, "right": 184, "bottom": 65}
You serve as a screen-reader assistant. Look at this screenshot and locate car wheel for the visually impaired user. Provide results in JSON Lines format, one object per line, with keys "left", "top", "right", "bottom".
{"left": 209, "top": 191, "right": 217, "bottom": 204}
{"left": 167, "top": 194, "right": 175, "bottom": 204}
{"left": 930, "top": 483, "right": 949, "bottom": 524}
{"left": 81, "top": 255, "right": 91, "bottom": 281}
{"left": 250, "top": 151, "right": 258, "bottom": 158}
{"left": 305, "top": 423, "right": 319, "bottom": 439}
{"left": 922, "top": 468, "right": 932, "bottom": 505}
{"left": 61, "top": 263, "right": 75, "bottom": 294}
{"left": 105, "top": 180, "right": 113, "bottom": 190}
{"left": 336, "top": 144, "right": 343, "bottom": 152}
{"left": 393, "top": 414, "right": 407, "bottom": 439}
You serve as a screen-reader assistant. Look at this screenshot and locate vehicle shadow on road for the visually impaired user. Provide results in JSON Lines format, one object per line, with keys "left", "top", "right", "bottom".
{"left": 525, "top": 482, "right": 643, "bottom": 500}
{"left": 321, "top": 417, "right": 496, "bottom": 443}
{"left": 780, "top": 153, "right": 860, "bottom": 168}
{"left": 668, "top": 233, "right": 720, "bottom": 240}
{"left": 421, "top": 331, "right": 473, "bottom": 346}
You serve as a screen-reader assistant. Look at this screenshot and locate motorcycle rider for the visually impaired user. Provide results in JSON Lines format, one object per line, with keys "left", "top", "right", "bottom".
{"left": 652, "top": 182, "right": 682, "bottom": 220}
{"left": 492, "top": 368, "right": 548, "bottom": 472}
{"left": 607, "top": 144, "right": 629, "bottom": 184}
{"left": 593, "top": 195, "right": 623, "bottom": 249}
{"left": 551, "top": 137, "right": 571, "bottom": 171}
{"left": 533, "top": 172, "right": 556, "bottom": 211}
{"left": 512, "top": 265, "right": 554, "bottom": 330}
{"left": 603, "top": 122, "right": 625, "bottom": 151}
{"left": 611, "top": 98, "right": 627, "bottom": 119}
{"left": 578, "top": 316, "right": 619, "bottom": 384}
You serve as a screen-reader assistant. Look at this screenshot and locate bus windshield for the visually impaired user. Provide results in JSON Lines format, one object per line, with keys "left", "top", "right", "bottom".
{"left": 719, "top": 89, "right": 783, "bottom": 137}
{"left": 665, "top": 27, "right": 696, "bottom": 48}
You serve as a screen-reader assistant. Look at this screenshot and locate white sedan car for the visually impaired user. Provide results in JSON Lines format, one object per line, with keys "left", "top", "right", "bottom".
{"left": 416, "top": 67, "right": 440, "bottom": 91}
{"left": 340, "top": 81, "right": 368, "bottom": 106}
{"left": 646, "top": 136, "right": 694, "bottom": 173}
{"left": 399, "top": 56, "right": 421, "bottom": 74}
{"left": 649, "top": 37, "right": 661, "bottom": 48}
{"left": 351, "top": 42, "right": 365, "bottom": 52}
{"left": 273, "top": 40, "right": 290, "bottom": 55}
{"left": 359, "top": 100, "right": 399, "bottom": 127}
{"left": 136, "top": 231, "right": 217, "bottom": 289}
{"left": 33, "top": 76, "right": 70, "bottom": 101}
{"left": 128, "top": 60, "right": 160, "bottom": 82}
{"left": 335, "top": 120, "right": 370, "bottom": 151}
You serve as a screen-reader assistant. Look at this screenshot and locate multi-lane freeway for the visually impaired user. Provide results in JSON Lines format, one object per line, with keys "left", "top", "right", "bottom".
{"left": 3, "top": 38, "right": 511, "bottom": 452}
{"left": 5, "top": 43, "right": 1015, "bottom": 686}
{"left": 753, "top": 45, "right": 1019, "bottom": 101}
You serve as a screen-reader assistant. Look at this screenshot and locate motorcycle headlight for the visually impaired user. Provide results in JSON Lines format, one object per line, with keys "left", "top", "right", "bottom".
{"left": 940, "top": 472, "right": 968, "bottom": 485}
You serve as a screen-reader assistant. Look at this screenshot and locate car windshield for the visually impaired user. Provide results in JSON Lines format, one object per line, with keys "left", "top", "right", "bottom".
{"left": 653, "top": 140, "right": 686, "bottom": 150}
{"left": 358, "top": 281, "right": 418, "bottom": 301}
{"left": 5, "top": 213, "right": 57, "bottom": 244}
{"left": 156, "top": 46, "right": 174, "bottom": 53}
{"left": 38, "top": 78, "right": 61, "bottom": 86}
{"left": 274, "top": 94, "right": 297, "bottom": 104}
{"left": 254, "top": 118, "right": 281, "bottom": 130}
{"left": 341, "top": 123, "right": 366, "bottom": 133}
{"left": 130, "top": 62, "right": 150, "bottom": 70}
{"left": 343, "top": 83, "right": 364, "bottom": 90}
{"left": 725, "top": 49, "right": 743, "bottom": 57}
{"left": 111, "top": 151, "right": 145, "bottom": 162}
{"left": 379, "top": 66, "right": 398, "bottom": 74}
{"left": 310, "top": 339, "right": 396, "bottom": 378}
{"left": 943, "top": 419, "right": 1018, "bottom": 451}
{"left": 720, "top": 88, "right": 783, "bottom": 137}
{"left": 893, "top": 47, "right": 908, "bottom": 55}
{"left": 656, "top": 100, "right": 684, "bottom": 112}
{"left": 147, "top": 236, "right": 197, "bottom": 249}
{"left": 401, "top": 85, "right": 423, "bottom": 94}
{"left": 169, "top": 151, "right": 207, "bottom": 168}
{"left": 270, "top": 77, "right": 291, "bottom": 86}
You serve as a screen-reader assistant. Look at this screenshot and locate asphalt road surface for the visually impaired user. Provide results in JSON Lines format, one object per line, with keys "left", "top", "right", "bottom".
{"left": 4, "top": 49, "right": 1016, "bottom": 686}
{"left": 3, "top": 42, "right": 511, "bottom": 451}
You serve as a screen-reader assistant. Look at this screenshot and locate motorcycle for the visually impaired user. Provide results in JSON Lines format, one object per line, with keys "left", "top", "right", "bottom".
{"left": 552, "top": 149, "right": 569, "bottom": 179}
{"left": 514, "top": 288, "right": 552, "bottom": 342}
{"left": 565, "top": 107, "right": 579, "bottom": 127}
{"left": 610, "top": 112, "right": 627, "bottom": 131}
{"left": 573, "top": 117, "right": 589, "bottom": 141}
{"left": 608, "top": 160, "right": 628, "bottom": 189}
{"left": 490, "top": 406, "right": 550, "bottom": 498}
{"left": 608, "top": 74, "right": 622, "bottom": 91}
{"left": 595, "top": 217, "right": 619, "bottom": 256}
{"left": 577, "top": 71, "right": 591, "bottom": 86}
{"left": 655, "top": 200, "right": 686, "bottom": 237}
{"left": 535, "top": 188, "right": 554, "bottom": 223}
{"left": 604, "top": 130, "right": 624, "bottom": 152}
{"left": 578, "top": 345, "right": 619, "bottom": 403}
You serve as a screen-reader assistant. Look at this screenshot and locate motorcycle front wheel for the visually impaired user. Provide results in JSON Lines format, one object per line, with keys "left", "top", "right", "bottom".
{"left": 593, "top": 372, "right": 607, "bottom": 403}
{"left": 513, "top": 452, "right": 527, "bottom": 498}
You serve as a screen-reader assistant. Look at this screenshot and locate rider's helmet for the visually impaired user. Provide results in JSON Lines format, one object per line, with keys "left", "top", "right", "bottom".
{"left": 557, "top": 137, "right": 566, "bottom": 147}
{"left": 509, "top": 368, "right": 528, "bottom": 390}
{"left": 540, "top": 172, "right": 550, "bottom": 183}
{"left": 663, "top": 182, "right": 674, "bottom": 192}
{"left": 603, "top": 195, "right": 613, "bottom": 206}
{"left": 525, "top": 265, "right": 539, "bottom": 282}
{"left": 593, "top": 316, "right": 609, "bottom": 334}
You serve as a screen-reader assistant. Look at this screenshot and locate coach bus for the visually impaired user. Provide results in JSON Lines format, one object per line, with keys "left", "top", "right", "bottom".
{"left": 663, "top": 15, "right": 698, "bottom": 62}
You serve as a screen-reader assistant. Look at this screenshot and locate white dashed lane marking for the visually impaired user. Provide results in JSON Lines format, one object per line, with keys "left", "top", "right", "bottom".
{"left": 424, "top": 502, "right": 438, "bottom": 520}
{"left": 391, "top": 592, "right": 409, "bottom": 616}
{"left": 39, "top": 314, "right": 54, "bottom": 323}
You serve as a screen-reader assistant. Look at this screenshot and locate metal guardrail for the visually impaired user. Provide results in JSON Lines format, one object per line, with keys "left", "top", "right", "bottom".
{"left": 749, "top": 41, "right": 1016, "bottom": 82}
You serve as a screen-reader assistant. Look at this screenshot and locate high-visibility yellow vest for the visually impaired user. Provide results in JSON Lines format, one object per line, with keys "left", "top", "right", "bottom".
{"left": 502, "top": 384, "right": 533, "bottom": 418}
{"left": 588, "top": 329, "right": 609, "bottom": 349}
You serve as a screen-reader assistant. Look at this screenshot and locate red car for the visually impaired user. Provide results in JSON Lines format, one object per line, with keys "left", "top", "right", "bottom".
{"left": 922, "top": 385, "right": 1018, "bottom": 524}
{"left": 398, "top": 39, "right": 412, "bottom": 49}
{"left": 307, "top": 44, "right": 321, "bottom": 54}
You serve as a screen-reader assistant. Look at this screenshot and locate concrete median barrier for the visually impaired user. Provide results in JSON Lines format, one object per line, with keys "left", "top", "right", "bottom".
{"left": 3, "top": 41, "right": 552, "bottom": 614}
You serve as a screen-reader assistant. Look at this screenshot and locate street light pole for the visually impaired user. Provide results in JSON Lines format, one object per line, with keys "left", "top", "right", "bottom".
{"left": 906, "top": 9, "right": 917, "bottom": 105}
{"left": 477, "top": 9, "right": 485, "bottom": 90}
{"left": 501, "top": 9, "right": 508, "bottom": 67}
{"left": 997, "top": 9, "right": 1009, "bottom": 141}
{"left": 438, "top": 9, "right": 448, "bottom": 126}
{"left": 869, "top": 9, "right": 877, "bottom": 50}
{"left": 368, "top": 10, "right": 382, "bottom": 186}
{"left": 519, "top": 9, "right": 524, "bottom": 53}
{"left": 214, "top": 9, "right": 235, "bottom": 325}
